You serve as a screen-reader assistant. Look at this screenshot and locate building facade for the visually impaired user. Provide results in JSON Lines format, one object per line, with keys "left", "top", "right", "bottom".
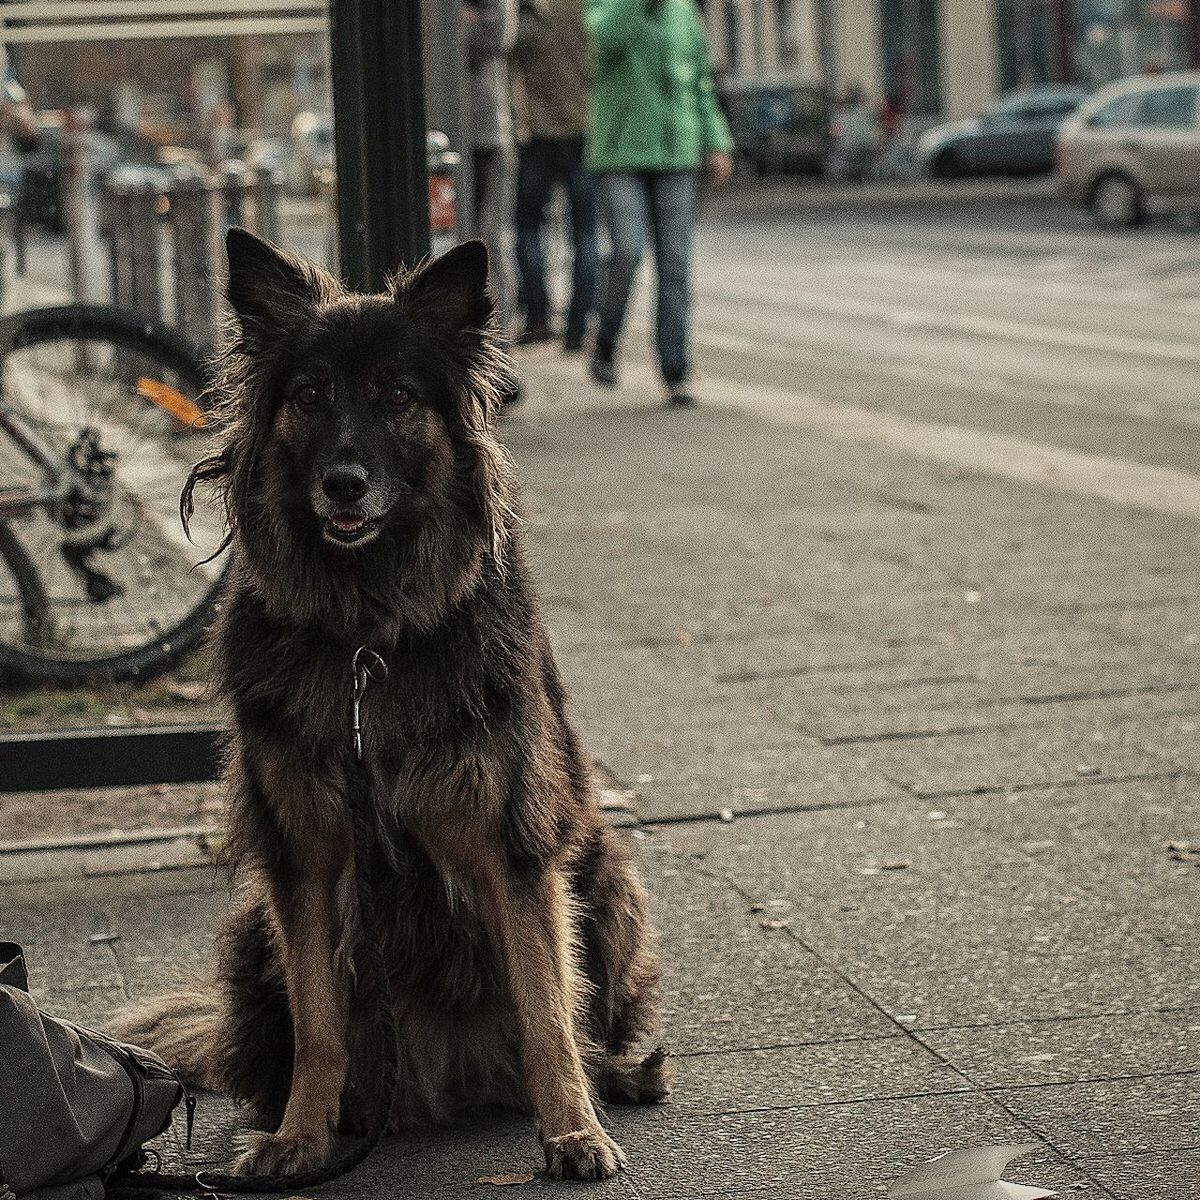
{"left": 710, "top": 0, "right": 1200, "bottom": 120}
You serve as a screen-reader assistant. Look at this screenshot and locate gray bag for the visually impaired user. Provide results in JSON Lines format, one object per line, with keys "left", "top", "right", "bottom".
{"left": 0, "top": 943, "right": 186, "bottom": 1200}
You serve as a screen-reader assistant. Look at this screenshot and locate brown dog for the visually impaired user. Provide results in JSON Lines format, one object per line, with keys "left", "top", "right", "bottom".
{"left": 115, "top": 230, "right": 669, "bottom": 1180}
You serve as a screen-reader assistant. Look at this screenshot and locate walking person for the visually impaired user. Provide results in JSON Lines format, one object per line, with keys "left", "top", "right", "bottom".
{"left": 585, "top": 0, "right": 733, "bottom": 407}
{"left": 465, "top": 0, "right": 519, "bottom": 349}
{"left": 510, "top": 0, "right": 598, "bottom": 352}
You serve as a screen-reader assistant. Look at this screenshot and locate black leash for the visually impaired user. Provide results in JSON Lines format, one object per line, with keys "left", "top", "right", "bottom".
{"left": 114, "top": 649, "right": 396, "bottom": 1197}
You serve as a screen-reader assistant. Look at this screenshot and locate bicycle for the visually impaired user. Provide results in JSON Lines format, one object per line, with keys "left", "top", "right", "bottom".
{"left": 0, "top": 303, "right": 228, "bottom": 688}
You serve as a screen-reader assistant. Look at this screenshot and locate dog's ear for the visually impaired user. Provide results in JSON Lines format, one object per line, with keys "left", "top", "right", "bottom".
{"left": 225, "top": 227, "right": 326, "bottom": 348}
{"left": 403, "top": 239, "right": 494, "bottom": 333}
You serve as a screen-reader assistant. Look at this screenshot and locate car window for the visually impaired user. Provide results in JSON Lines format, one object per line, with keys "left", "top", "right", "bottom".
{"left": 992, "top": 96, "right": 1036, "bottom": 122}
{"left": 1044, "top": 97, "right": 1082, "bottom": 117}
{"left": 1087, "top": 92, "right": 1143, "bottom": 128}
{"left": 1135, "top": 85, "right": 1199, "bottom": 129}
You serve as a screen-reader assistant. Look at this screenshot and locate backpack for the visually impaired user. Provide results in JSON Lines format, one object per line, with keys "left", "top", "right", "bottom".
{"left": 0, "top": 943, "right": 186, "bottom": 1200}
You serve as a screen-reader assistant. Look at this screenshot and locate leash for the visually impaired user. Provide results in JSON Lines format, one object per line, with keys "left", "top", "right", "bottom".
{"left": 113, "top": 648, "right": 398, "bottom": 1197}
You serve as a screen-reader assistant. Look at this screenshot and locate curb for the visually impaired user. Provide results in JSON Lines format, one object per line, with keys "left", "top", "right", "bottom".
{"left": 0, "top": 831, "right": 217, "bottom": 885}
{"left": 704, "top": 177, "right": 1060, "bottom": 219}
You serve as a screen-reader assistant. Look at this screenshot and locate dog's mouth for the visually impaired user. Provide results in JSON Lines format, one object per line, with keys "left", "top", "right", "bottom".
{"left": 323, "top": 510, "right": 384, "bottom": 546}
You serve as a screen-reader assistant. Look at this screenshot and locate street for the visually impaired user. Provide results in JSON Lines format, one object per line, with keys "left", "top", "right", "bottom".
{"left": 5, "top": 190, "right": 1200, "bottom": 1198}
{"left": 688, "top": 190, "right": 1200, "bottom": 475}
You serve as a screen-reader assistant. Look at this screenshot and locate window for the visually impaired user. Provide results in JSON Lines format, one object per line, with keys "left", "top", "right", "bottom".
{"left": 1087, "top": 92, "right": 1144, "bottom": 128}
{"left": 993, "top": 96, "right": 1038, "bottom": 122}
{"left": 994, "top": 0, "right": 1056, "bottom": 93}
{"left": 879, "top": 0, "right": 943, "bottom": 118}
{"left": 1136, "top": 85, "right": 1200, "bottom": 129}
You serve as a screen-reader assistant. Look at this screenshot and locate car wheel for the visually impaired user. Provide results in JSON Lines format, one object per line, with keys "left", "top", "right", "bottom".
{"left": 1090, "top": 173, "right": 1143, "bottom": 229}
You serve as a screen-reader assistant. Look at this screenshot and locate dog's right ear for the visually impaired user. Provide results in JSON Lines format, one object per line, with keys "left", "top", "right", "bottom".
{"left": 226, "top": 227, "right": 324, "bottom": 349}
{"left": 404, "top": 239, "right": 494, "bottom": 334}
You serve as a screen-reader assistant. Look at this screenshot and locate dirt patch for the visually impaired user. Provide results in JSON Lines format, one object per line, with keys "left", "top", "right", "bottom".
{"left": 0, "top": 652, "right": 218, "bottom": 733}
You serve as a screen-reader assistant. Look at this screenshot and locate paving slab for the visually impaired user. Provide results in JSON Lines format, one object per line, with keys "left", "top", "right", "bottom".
{"left": 643, "top": 846, "right": 897, "bottom": 1052}
{"left": 654, "top": 807, "right": 1197, "bottom": 1028}
{"left": 1086, "top": 1149, "right": 1200, "bottom": 1200}
{"left": 996, "top": 1072, "right": 1200, "bottom": 1160}
{"left": 922, "top": 1009, "right": 1200, "bottom": 1089}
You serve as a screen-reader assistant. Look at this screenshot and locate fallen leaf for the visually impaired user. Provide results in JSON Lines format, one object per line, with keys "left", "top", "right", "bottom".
{"left": 1075, "top": 763, "right": 1100, "bottom": 777}
{"left": 598, "top": 788, "right": 635, "bottom": 811}
{"left": 1167, "top": 841, "right": 1200, "bottom": 865}
{"left": 476, "top": 1174, "right": 534, "bottom": 1186}
{"left": 749, "top": 902, "right": 766, "bottom": 913}
{"left": 880, "top": 859, "right": 910, "bottom": 871}
{"left": 674, "top": 630, "right": 694, "bottom": 645}
{"left": 759, "top": 917, "right": 790, "bottom": 930}
{"left": 164, "top": 679, "right": 207, "bottom": 702}
{"left": 718, "top": 808, "right": 735, "bottom": 823}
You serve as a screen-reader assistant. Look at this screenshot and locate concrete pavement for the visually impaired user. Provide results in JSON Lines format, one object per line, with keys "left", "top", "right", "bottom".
{"left": 5, "top": 337, "right": 1199, "bottom": 1197}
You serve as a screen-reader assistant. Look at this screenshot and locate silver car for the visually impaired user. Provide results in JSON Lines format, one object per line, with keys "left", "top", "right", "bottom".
{"left": 1057, "top": 71, "right": 1200, "bottom": 227}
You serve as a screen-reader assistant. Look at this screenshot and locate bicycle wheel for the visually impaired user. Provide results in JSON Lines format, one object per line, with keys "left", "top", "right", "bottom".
{"left": 0, "top": 304, "right": 228, "bottom": 687}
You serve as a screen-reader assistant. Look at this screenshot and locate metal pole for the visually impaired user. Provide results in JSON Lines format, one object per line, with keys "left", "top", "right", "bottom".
{"left": 1051, "top": 0, "right": 1073, "bottom": 82}
{"left": 422, "top": 0, "right": 473, "bottom": 236}
{"left": 62, "top": 107, "right": 105, "bottom": 305}
{"left": 329, "top": 0, "right": 431, "bottom": 291}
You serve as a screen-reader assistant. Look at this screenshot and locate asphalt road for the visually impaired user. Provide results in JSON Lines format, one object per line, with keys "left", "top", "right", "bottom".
{"left": 664, "top": 192, "right": 1200, "bottom": 480}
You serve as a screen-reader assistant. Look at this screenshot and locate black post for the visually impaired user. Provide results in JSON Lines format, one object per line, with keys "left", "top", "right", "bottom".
{"left": 330, "top": 0, "right": 431, "bottom": 292}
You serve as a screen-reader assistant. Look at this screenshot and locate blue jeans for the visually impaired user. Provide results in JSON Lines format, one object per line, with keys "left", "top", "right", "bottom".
{"left": 597, "top": 170, "right": 697, "bottom": 383}
{"left": 514, "top": 137, "right": 599, "bottom": 341}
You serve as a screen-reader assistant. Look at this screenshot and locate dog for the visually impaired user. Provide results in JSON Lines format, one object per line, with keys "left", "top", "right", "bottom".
{"left": 114, "top": 229, "right": 669, "bottom": 1180}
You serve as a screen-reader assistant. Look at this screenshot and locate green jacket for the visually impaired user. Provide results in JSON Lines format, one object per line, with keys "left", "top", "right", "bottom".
{"left": 584, "top": 0, "right": 732, "bottom": 174}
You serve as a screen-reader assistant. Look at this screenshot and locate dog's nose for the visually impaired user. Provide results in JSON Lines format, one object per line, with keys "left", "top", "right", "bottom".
{"left": 322, "top": 465, "right": 369, "bottom": 504}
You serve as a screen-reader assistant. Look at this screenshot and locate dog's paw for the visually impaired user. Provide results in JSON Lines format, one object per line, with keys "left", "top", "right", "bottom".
{"left": 599, "top": 1046, "right": 674, "bottom": 1105}
{"left": 543, "top": 1127, "right": 627, "bottom": 1181}
{"left": 231, "top": 1129, "right": 329, "bottom": 1176}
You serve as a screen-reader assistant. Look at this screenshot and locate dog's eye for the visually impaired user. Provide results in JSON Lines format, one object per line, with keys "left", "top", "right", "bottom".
{"left": 292, "top": 383, "right": 322, "bottom": 408}
{"left": 388, "top": 384, "right": 415, "bottom": 409}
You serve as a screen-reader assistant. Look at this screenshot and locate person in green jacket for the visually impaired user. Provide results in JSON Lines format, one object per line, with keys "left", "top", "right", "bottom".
{"left": 585, "top": 0, "right": 732, "bottom": 406}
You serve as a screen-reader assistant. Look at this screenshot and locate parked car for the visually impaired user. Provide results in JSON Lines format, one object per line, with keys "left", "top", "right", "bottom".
{"left": 917, "top": 85, "right": 1088, "bottom": 179}
{"left": 1057, "top": 71, "right": 1200, "bottom": 228}
{"left": 290, "top": 111, "right": 333, "bottom": 195}
{"left": 719, "top": 76, "right": 830, "bottom": 175}
{"left": 21, "top": 114, "right": 122, "bottom": 232}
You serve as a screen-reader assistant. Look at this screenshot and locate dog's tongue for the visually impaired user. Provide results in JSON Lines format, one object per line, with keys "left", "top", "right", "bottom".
{"left": 332, "top": 512, "right": 366, "bottom": 532}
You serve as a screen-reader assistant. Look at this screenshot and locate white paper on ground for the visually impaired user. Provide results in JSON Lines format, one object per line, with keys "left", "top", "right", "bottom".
{"left": 888, "top": 1143, "right": 1057, "bottom": 1200}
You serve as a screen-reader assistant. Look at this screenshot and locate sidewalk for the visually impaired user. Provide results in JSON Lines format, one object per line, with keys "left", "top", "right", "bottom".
{"left": 4, "top": 353, "right": 1198, "bottom": 1198}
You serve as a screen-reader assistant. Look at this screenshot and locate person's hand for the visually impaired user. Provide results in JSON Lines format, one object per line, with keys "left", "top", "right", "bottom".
{"left": 704, "top": 150, "right": 733, "bottom": 188}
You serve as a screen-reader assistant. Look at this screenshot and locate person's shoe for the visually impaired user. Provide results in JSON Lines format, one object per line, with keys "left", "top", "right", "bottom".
{"left": 589, "top": 340, "right": 617, "bottom": 387}
{"left": 665, "top": 379, "right": 696, "bottom": 408}
{"left": 516, "top": 320, "right": 553, "bottom": 346}
{"left": 562, "top": 331, "right": 586, "bottom": 354}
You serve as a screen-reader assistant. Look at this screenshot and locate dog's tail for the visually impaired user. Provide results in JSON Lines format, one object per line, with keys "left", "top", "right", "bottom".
{"left": 109, "top": 987, "right": 224, "bottom": 1090}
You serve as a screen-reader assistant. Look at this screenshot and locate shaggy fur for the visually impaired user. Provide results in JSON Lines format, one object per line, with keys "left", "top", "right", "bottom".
{"left": 114, "top": 230, "right": 668, "bottom": 1180}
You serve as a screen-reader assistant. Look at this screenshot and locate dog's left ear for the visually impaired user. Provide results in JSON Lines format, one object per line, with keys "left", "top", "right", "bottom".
{"left": 226, "top": 227, "right": 329, "bottom": 349}
{"left": 402, "top": 239, "right": 494, "bottom": 333}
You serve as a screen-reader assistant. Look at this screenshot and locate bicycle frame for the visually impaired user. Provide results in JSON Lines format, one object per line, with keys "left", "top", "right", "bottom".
{"left": 0, "top": 396, "right": 85, "bottom": 521}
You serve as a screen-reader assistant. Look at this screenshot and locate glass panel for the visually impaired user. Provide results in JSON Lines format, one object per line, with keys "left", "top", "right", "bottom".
{"left": 1073, "top": 0, "right": 1192, "bottom": 89}
{"left": 0, "top": 3, "right": 334, "bottom": 762}
{"left": 994, "top": 0, "right": 1057, "bottom": 92}
{"left": 878, "top": 0, "right": 943, "bottom": 118}
{"left": 1088, "top": 90, "right": 1145, "bottom": 126}
{"left": 1134, "top": 84, "right": 1200, "bottom": 127}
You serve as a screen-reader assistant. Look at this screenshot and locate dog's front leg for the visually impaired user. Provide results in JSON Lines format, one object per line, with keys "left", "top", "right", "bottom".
{"left": 233, "top": 839, "right": 351, "bottom": 1176}
{"left": 483, "top": 864, "right": 626, "bottom": 1181}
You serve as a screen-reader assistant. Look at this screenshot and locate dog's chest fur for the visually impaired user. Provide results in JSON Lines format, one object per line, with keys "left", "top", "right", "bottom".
{"left": 221, "top": 584, "right": 535, "bottom": 1011}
